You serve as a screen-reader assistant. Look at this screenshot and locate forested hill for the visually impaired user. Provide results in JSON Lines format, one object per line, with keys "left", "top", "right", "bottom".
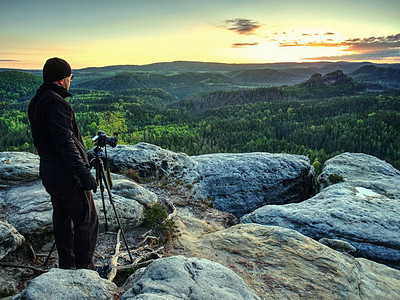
{"left": 351, "top": 65, "right": 400, "bottom": 88}
{"left": 0, "top": 71, "right": 41, "bottom": 103}
{"left": 168, "top": 70, "right": 364, "bottom": 112}
{"left": 0, "top": 64, "right": 399, "bottom": 172}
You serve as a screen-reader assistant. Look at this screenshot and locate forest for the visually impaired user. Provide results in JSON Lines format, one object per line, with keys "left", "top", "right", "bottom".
{"left": 0, "top": 62, "right": 399, "bottom": 173}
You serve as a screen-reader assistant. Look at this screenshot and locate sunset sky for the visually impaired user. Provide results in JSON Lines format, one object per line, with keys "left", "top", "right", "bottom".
{"left": 1, "top": 0, "right": 399, "bottom": 69}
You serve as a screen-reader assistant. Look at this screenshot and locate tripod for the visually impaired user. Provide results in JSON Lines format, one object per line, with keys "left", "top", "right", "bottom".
{"left": 91, "top": 145, "right": 133, "bottom": 263}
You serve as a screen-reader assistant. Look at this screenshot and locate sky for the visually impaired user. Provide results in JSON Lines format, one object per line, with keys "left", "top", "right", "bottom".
{"left": 0, "top": 0, "right": 399, "bottom": 69}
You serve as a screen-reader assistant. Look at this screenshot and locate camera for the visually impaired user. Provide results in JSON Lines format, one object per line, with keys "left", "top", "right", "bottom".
{"left": 92, "top": 131, "right": 118, "bottom": 148}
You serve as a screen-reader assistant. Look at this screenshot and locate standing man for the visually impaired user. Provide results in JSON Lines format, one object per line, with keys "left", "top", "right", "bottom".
{"left": 28, "top": 57, "right": 99, "bottom": 271}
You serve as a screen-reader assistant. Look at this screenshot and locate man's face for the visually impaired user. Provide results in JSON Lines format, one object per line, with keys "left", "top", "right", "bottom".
{"left": 60, "top": 74, "right": 73, "bottom": 90}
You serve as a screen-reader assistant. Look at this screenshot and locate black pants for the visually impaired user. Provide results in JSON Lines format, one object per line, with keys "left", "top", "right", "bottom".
{"left": 50, "top": 186, "right": 99, "bottom": 269}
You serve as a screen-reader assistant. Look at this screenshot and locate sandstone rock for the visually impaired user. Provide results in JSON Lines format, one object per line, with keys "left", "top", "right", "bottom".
{"left": 173, "top": 223, "right": 400, "bottom": 300}
{"left": 93, "top": 190, "right": 145, "bottom": 232}
{"left": 318, "top": 152, "right": 400, "bottom": 198}
{"left": 318, "top": 238, "right": 357, "bottom": 254}
{"left": 0, "top": 221, "right": 25, "bottom": 260}
{"left": 13, "top": 268, "right": 118, "bottom": 300}
{"left": 0, "top": 152, "right": 39, "bottom": 188}
{"left": 186, "top": 152, "right": 315, "bottom": 217}
{"left": 0, "top": 181, "right": 53, "bottom": 242}
{"left": 111, "top": 175, "right": 158, "bottom": 208}
{"left": 120, "top": 256, "right": 261, "bottom": 300}
{"left": 103, "top": 143, "right": 196, "bottom": 178}
{"left": 0, "top": 275, "right": 18, "bottom": 298}
{"left": 241, "top": 182, "right": 400, "bottom": 266}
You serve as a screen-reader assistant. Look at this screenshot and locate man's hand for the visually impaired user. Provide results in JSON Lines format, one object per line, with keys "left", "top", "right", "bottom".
{"left": 78, "top": 171, "right": 97, "bottom": 191}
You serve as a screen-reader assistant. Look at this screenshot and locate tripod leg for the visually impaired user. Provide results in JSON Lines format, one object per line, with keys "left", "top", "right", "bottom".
{"left": 101, "top": 169, "right": 134, "bottom": 263}
{"left": 97, "top": 163, "right": 109, "bottom": 232}
{"left": 43, "top": 240, "right": 56, "bottom": 267}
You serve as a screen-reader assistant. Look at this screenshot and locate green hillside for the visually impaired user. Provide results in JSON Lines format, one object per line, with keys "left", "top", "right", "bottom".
{"left": 0, "top": 71, "right": 42, "bottom": 103}
{"left": 0, "top": 66, "right": 399, "bottom": 172}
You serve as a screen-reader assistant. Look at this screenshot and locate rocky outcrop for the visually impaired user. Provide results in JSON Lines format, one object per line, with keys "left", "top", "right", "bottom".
{"left": 186, "top": 152, "right": 315, "bottom": 217}
{"left": 105, "top": 145, "right": 316, "bottom": 217}
{"left": 0, "top": 152, "right": 39, "bottom": 188}
{"left": 120, "top": 256, "right": 261, "bottom": 300}
{"left": 172, "top": 222, "right": 400, "bottom": 300}
{"left": 304, "top": 70, "right": 353, "bottom": 86}
{"left": 0, "top": 221, "right": 25, "bottom": 260}
{"left": 318, "top": 152, "right": 400, "bottom": 198}
{"left": 241, "top": 153, "right": 400, "bottom": 266}
{"left": 12, "top": 268, "right": 119, "bottom": 300}
{"left": 104, "top": 143, "right": 196, "bottom": 178}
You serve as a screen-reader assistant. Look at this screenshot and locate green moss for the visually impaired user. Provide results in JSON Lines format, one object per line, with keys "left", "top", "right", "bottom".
{"left": 328, "top": 173, "right": 344, "bottom": 184}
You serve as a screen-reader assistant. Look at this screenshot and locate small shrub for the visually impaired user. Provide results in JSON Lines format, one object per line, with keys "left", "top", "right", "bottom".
{"left": 328, "top": 173, "right": 344, "bottom": 184}
{"left": 123, "top": 168, "right": 140, "bottom": 182}
{"left": 143, "top": 203, "right": 175, "bottom": 244}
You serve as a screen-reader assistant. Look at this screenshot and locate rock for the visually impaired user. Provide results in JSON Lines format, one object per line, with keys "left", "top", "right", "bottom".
{"left": 0, "top": 181, "right": 53, "bottom": 243}
{"left": 111, "top": 175, "right": 158, "bottom": 208}
{"left": 0, "top": 275, "right": 18, "bottom": 298}
{"left": 103, "top": 143, "right": 196, "bottom": 178}
{"left": 0, "top": 221, "right": 25, "bottom": 260}
{"left": 186, "top": 152, "right": 315, "bottom": 217}
{"left": 173, "top": 223, "right": 400, "bottom": 300}
{"left": 318, "top": 238, "right": 357, "bottom": 254}
{"left": 13, "top": 268, "right": 118, "bottom": 300}
{"left": 0, "top": 152, "right": 39, "bottom": 188}
{"left": 93, "top": 190, "right": 145, "bottom": 232}
{"left": 120, "top": 256, "right": 261, "bottom": 300}
{"left": 241, "top": 182, "right": 400, "bottom": 266}
{"left": 318, "top": 152, "right": 400, "bottom": 198}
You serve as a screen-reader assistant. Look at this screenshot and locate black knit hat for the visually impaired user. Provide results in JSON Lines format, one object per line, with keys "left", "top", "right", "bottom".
{"left": 43, "top": 57, "right": 71, "bottom": 82}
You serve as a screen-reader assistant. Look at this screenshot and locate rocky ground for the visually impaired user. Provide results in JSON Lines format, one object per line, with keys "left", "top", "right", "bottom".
{"left": 1, "top": 145, "right": 400, "bottom": 299}
{"left": 0, "top": 177, "right": 237, "bottom": 298}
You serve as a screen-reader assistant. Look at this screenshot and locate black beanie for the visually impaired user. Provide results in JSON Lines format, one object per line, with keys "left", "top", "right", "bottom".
{"left": 43, "top": 57, "right": 71, "bottom": 82}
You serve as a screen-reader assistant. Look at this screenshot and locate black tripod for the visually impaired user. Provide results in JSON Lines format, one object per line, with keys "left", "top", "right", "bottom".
{"left": 91, "top": 144, "right": 133, "bottom": 263}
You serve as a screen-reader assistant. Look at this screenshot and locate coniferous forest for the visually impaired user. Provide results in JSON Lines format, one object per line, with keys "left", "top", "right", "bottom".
{"left": 0, "top": 62, "right": 399, "bottom": 173}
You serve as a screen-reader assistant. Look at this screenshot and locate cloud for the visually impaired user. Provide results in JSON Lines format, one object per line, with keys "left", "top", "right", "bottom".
{"left": 341, "top": 33, "right": 400, "bottom": 52}
{"left": 279, "top": 33, "right": 400, "bottom": 61}
{"left": 225, "top": 18, "right": 262, "bottom": 35}
{"left": 232, "top": 42, "right": 259, "bottom": 48}
{"left": 324, "top": 32, "right": 335, "bottom": 35}
{"left": 0, "top": 59, "right": 19, "bottom": 62}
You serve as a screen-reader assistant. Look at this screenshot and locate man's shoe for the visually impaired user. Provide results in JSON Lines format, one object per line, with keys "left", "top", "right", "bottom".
{"left": 96, "top": 265, "right": 112, "bottom": 278}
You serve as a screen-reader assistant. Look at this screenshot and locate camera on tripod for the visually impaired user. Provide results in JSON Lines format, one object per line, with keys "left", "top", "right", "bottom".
{"left": 92, "top": 131, "right": 118, "bottom": 148}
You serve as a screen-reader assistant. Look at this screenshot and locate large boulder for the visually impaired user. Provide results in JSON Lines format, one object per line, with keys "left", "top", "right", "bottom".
{"left": 173, "top": 223, "right": 400, "bottom": 300}
{"left": 241, "top": 153, "right": 400, "bottom": 266}
{"left": 0, "top": 181, "right": 53, "bottom": 242}
{"left": 186, "top": 152, "right": 315, "bottom": 217}
{"left": 0, "top": 152, "right": 39, "bottom": 188}
{"left": 104, "top": 143, "right": 196, "bottom": 178}
{"left": 120, "top": 255, "right": 261, "bottom": 300}
{"left": 241, "top": 182, "right": 400, "bottom": 266}
{"left": 0, "top": 221, "right": 25, "bottom": 260}
{"left": 12, "top": 268, "right": 119, "bottom": 300}
{"left": 318, "top": 152, "right": 400, "bottom": 198}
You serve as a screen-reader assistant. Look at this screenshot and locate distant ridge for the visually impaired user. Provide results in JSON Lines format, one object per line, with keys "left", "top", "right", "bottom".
{"left": 78, "top": 60, "right": 377, "bottom": 73}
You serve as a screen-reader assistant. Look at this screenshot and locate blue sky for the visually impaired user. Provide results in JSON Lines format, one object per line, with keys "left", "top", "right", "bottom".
{"left": 1, "top": 0, "right": 399, "bottom": 68}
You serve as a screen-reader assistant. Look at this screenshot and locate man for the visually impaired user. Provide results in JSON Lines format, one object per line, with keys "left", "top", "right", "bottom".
{"left": 28, "top": 57, "right": 101, "bottom": 272}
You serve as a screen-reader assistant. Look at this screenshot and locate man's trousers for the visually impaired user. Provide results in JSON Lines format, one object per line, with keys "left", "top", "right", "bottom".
{"left": 50, "top": 186, "right": 99, "bottom": 269}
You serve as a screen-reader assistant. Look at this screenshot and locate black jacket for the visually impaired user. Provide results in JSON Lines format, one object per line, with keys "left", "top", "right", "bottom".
{"left": 28, "top": 83, "right": 90, "bottom": 196}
